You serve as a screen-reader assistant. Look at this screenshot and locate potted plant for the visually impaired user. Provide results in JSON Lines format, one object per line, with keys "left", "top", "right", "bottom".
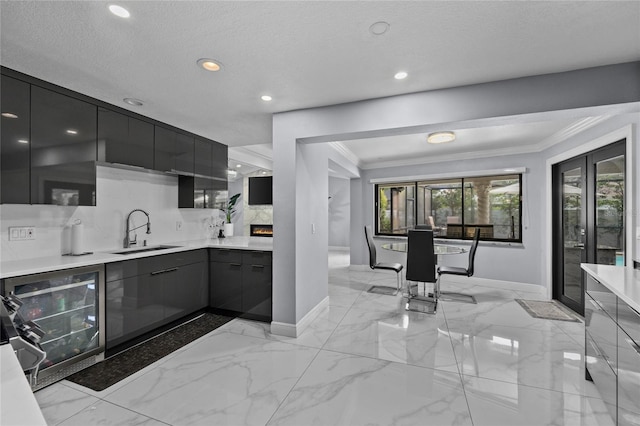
{"left": 222, "top": 193, "right": 241, "bottom": 237}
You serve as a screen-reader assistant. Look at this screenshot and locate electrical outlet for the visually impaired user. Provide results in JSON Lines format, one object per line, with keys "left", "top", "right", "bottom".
{"left": 9, "top": 226, "right": 36, "bottom": 241}
{"left": 176, "top": 221, "right": 183, "bottom": 231}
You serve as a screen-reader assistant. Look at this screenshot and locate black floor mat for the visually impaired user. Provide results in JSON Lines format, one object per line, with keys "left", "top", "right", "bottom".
{"left": 66, "top": 313, "right": 234, "bottom": 391}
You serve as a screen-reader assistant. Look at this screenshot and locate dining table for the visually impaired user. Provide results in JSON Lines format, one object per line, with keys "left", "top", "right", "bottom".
{"left": 381, "top": 242, "right": 466, "bottom": 256}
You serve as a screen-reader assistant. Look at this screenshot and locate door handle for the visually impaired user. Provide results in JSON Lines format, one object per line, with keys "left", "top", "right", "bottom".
{"left": 626, "top": 338, "right": 640, "bottom": 356}
{"left": 588, "top": 299, "right": 602, "bottom": 311}
{"left": 573, "top": 243, "right": 585, "bottom": 249}
{"left": 150, "top": 267, "right": 178, "bottom": 275}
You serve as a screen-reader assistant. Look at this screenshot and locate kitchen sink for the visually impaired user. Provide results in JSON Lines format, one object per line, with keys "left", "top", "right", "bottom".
{"left": 111, "top": 245, "right": 180, "bottom": 255}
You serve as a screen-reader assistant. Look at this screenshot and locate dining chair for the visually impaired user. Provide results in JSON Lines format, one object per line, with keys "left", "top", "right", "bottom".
{"left": 437, "top": 227, "right": 480, "bottom": 303}
{"left": 414, "top": 224, "right": 432, "bottom": 230}
{"left": 364, "top": 226, "right": 403, "bottom": 295}
{"left": 405, "top": 229, "right": 438, "bottom": 313}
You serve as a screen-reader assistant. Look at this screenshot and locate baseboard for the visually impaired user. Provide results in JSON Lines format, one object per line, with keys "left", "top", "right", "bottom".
{"left": 270, "top": 296, "right": 329, "bottom": 338}
{"left": 440, "top": 274, "right": 543, "bottom": 294}
{"left": 349, "top": 264, "right": 369, "bottom": 271}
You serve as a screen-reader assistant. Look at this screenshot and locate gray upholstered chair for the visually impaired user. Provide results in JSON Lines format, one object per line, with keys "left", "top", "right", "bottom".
{"left": 364, "top": 226, "right": 403, "bottom": 295}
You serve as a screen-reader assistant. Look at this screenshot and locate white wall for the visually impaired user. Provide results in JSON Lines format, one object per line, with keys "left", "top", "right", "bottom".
{"left": 328, "top": 176, "right": 350, "bottom": 247}
{"left": 0, "top": 166, "right": 221, "bottom": 262}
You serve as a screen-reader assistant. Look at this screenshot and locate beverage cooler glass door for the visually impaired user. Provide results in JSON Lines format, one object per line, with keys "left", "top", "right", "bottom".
{"left": 3, "top": 265, "right": 105, "bottom": 377}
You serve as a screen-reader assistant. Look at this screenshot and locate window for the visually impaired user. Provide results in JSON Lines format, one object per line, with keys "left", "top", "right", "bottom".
{"left": 375, "top": 174, "right": 522, "bottom": 242}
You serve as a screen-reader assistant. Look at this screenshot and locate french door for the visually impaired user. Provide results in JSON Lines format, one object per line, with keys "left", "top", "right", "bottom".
{"left": 552, "top": 140, "right": 626, "bottom": 315}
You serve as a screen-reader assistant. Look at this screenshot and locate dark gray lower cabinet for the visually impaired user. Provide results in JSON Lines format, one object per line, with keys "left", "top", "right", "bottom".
{"left": 585, "top": 272, "right": 640, "bottom": 426}
{"left": 210, "top": 249, "right": 272, "bottom": 321}
{"left": 106, "top": 250, "right": 208, "bottom": 349}
{"left": 210, "top": 261, "right": 242, "bottom": 312}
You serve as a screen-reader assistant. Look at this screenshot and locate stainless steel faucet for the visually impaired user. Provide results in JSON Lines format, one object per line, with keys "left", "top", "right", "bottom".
{"left": 124, "top": 209, "right": 151, "bottom": 248}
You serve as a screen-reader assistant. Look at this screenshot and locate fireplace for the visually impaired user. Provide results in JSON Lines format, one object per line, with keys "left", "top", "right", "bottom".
{"left": 250, "top": 224, "right": 273, "bottom": 237}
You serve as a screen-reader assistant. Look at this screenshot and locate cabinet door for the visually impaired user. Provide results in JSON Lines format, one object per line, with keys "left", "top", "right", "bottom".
{"left": 98, "top": 108, "right": 153, "bottom": 169}
{"left": 585, "top": 293, "right": 618, "bottom": 370}
{"left": 174, "top": 132, "right": 194, "bottom": 175}
{"left": 195, "top": 137, "right": 213, "bottom": 177}
{"left": 1, "top": 75, "right": 31, "bottom": 204}
{"left": 164, "top": 262, "right": 208, "bottom": 323}
{"left": 618, "top": 327, "right": 640, "bottom": 426}
{"left": 210, "top": 261, "right": 242, "bottom": 312}
{"left": 211, "top": 142, "right": 228, "bottom": 181}
{"left": 585, "top": 331, "right": 618, "bottom": 423}
{"left": 241, "top": 263, "right": 272, "bottom": 319}
{"left": 106, "top": 274, "right": 164, "bottom": 349}
{"left": 30, "top": 86, "right": 97, "bottom": 205}
{"left": 154, "top": 126, "right": 176, "bottom": 172}
{"left": 212, "top": 141, "right": 228, "bottom": 192}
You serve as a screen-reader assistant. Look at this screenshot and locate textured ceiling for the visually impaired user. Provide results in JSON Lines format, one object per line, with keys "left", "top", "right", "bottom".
{"left": 1, "top": 1, "right": 639, "bottom": 167}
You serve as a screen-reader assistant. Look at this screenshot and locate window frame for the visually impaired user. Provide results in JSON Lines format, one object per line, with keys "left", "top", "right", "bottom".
{"left": 374, "top": 174, "right": 523, "bottom": 243}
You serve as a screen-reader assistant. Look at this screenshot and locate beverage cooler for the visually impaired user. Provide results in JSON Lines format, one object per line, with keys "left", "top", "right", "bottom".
{"left": 2, "top": 264, "right": 105, "bottom": 387}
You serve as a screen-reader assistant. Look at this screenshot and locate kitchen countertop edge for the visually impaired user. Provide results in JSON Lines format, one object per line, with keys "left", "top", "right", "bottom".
{"left": 581, "top": 263, "right": 640, "bottom": 312}
{"left": 0, "top": 237, "right": 273, "bottom": 279}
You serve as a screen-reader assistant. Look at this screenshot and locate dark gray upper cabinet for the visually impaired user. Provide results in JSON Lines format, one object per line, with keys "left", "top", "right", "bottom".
{"left": 30, "top": 86, "right": 97, "bottom": 205}
{"left": 0, "top": 75, "right": 31, "bottom": 204}
{"left": 154, "top": 126, "right": 175, "bottom": 172}
{"left": 179, "top": 137, "right": 228, "bottom": 208}
{"left": 195, "top": 137, "right": 213, "bottom": 177}
{"left": 212, "top": 141, "right": 228, "bottom": 183}
{"left": 98, "top": 108, "right": 154, "bottom": 169}
{"left": 154, "top": 126, "right": 194, "bottom": 175}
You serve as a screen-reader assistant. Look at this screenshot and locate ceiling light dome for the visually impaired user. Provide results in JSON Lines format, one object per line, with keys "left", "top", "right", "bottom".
{"left": 394, "top": 71, "right": 408, "bottom": 80}
{"left": 109, "top": 5, "right": 130, "bottom": 18}
{"left": 427, "top": 131, "right": 456, "bottom": 144}
{"left": 123, "top": 98, "right": 144, "bottom": 106}
{"left": 197, "top": 58, "right": 223, "bottom": 72}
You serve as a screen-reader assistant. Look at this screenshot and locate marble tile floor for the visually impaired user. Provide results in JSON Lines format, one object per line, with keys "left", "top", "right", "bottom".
{"left": 36, "top": 249, "right": 614, "bottom": 426}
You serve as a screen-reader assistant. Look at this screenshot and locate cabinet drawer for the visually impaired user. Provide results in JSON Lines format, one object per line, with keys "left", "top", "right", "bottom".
{"left": 585, "top": 293, "right": 618, "bottom": 371}
{"left": 106, "top": 249, "right": 206, "bottom": 281}
{"left": 586, "top": 275, "right": 617, "bottom": 320}
{"left": 209, "top": 248, "right": 243, "bottom": 264}
{"left": 618, "top": 327, "right": 640, "bottom": 426}
{"left": 140, "top": 250, "right": 207, "bottom": 273}
{"left": 618, "top": 298, "right": 640, "bottom": 347}
{"left": 242, "top": 251, "right": 272, "bottom": 266}
{"left": 586, "top": 331, "right": 618, "bottom": 424}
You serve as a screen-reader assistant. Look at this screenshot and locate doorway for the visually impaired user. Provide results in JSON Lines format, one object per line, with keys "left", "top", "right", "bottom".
{"left": 552, "top": 139, "right": 626, "bottom": 315}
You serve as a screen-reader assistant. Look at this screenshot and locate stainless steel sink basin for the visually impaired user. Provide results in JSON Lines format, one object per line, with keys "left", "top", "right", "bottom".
{"left": 111, "top": 245, "right": 180, "bottom": 255}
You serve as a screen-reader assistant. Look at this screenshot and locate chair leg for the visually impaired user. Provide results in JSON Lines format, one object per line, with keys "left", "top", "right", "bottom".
{"left": 437, "top": 275, "right": 477, "bottom": 304}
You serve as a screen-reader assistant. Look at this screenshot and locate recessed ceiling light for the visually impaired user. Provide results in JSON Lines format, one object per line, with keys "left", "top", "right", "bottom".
{"left": 1, "top": 112, "right": 18, "bottom": 119}
{"left": 197, "top": 58, "right": 223, "bottom": 72}
{"left": 108, "top": 4, "right": 130, "bottom": 18}
{"left": 369, "top": 21, "right": 390, "bottom": 36}
{"left": 261, "top": 171, "right": 268, "bottom": 175}
{"left": 17, "top": 139, "right": 29, "bottom": 144}
{"left": 394, "top": 71, "right": 408, "bottom": 80}
{"left": 261, "top": 95, "right": 272, "bottom": 102}
{"left": 235, "top": 164, "right": 242, "bottom": 168}
{"left": 427, "top": 131, "right": 456, "bottom": 144}
{"left": 66, "top": 129, "right": 78, "bottom": 135}
{"left": 123, "top": 98, "right": 144, "bottom": 106}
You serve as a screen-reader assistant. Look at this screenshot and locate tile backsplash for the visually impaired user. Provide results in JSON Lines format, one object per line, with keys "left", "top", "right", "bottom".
{"left": 0, "top": 166, "right": 224, "bottom": 262}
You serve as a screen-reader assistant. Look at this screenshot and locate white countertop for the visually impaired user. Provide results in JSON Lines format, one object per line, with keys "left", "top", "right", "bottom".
{"left": 0, "top": 345, "right": 47, "bottom": 426}
{"left": 0, "top": 236, "right": 273, "bottom": 279}
{"left": 581, "top": 263, "right": 640, "bottom": 312}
